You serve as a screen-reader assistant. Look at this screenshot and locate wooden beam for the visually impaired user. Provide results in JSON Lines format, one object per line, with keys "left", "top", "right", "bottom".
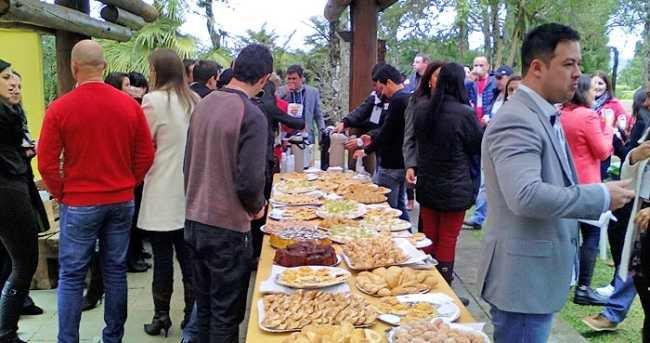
{"left": 96, "top": 0, "right": 158, "bottom": 23}
{"left": 100, "top": 5, "right": 145, "bottom": 30}
{"left": 324, "top": 0, "right": 351, "bottom": 22}
{"left": 377, "top": 0, "right": 398, "bottom": 11}
{"left": 349, "top": 0, "right": 378, "bottom": 110}
{"left": 0, "top": 0, "right": 132, "bottom": 41}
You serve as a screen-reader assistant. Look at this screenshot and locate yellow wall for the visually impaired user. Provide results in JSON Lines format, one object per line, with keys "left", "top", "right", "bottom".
{"left": 0, "top": 28, "right": 45, "bottom": 176}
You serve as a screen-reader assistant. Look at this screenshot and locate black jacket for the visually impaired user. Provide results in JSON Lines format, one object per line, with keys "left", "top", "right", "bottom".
{"left": 0, "top": 101, "right": 28, "bottom": 177}
{"left": 190, "top": 83, "right": 214, "bottom": 99}
{"left": 342, "top": 92, "right": 386, "bottom": 132}
{"left": 414, "top": 96, "right": 483, "bottom": 211}
{"left": 365, "top": 89, "right": 410, "bottom": 169}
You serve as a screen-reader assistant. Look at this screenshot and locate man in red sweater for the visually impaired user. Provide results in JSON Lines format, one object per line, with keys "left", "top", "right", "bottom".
{"left": 37, "top": 40, "right": 154, "bottom": 343}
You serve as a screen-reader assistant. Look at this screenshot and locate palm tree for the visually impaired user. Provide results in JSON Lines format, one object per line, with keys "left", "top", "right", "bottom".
{"left": 100, "top": 0, "right": 198, "bottom": 74}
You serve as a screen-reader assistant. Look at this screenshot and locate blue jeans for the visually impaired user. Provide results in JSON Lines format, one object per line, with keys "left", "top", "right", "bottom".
{"left": 181, "top": 303, "right": 199, "bottom": 342}
{"left": 470, "top": 176, "right": 487, "bottom": 225}
{"left": 373, "top": 167, "right": 410, "bottom": 221}
{"left": 490, "top": 305, "right": 554, "bottom": 343}
{"left": 578, "top": 223, "right": 601, "bottom": 287}
{"left": 57, "top": 201, "right": 134, "bottom": 343}
{"left": 602, "top": 272, "right": 638, "bottom": 323}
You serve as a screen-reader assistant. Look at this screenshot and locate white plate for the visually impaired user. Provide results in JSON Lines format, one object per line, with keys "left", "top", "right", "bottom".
{"left": 342, "top": 238, "right": 429, "bottom": 271}
{"left": 360, "top": 218, "right": 411, "bottom": 232}
{"left": 386, "top": 321, "right": 490, "bottom": 343}
{"left": 316, "top": 201, "right": 367, "bottom": 220}
{"left": 260, "top": 265, "right": 351, "bottom": 294}
{"left": 376, "top": 293, "right": 461, "bottom": 326}
{"left": 275, "top": 266, "right": 351, "bottom": 289}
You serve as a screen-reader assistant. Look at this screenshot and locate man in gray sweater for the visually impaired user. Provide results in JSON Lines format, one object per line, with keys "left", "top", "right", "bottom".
{"left": 183, "top": 44, "right": 271, "bottom": 343}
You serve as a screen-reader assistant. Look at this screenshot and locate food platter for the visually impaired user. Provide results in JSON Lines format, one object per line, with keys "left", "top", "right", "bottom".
{"left": 360, "top": 217, "right": 411, "bottom": 232}
{"left": 328, "top": 225, "right": 379, "bottom": 244}
{"left": 282, "top": 323, "right": 384, "bottom": 343}
{"left": 316, "top": 199, "right": 366, "bottom": 220}
{"left": 342, "top": 237, "right": 428, "bottom": 271}
{"left": 274, "top": 179, "right": 317, "bottom": 194}
{"left": 354, "top": 266, "right": 438, "bottom": 297}
{"left": 269, "top": 207, "right": 319, "bottom": 221}
{"left": 375, "top": 294, "right": 461, "bottom": 326}
{"left": 386, "top": 319, "right": 489, "bottom": 343}
{"left": 276, "top": 266, "right": 351, "bottom": 289}
{"left": 271, "top": 193, "right": 323, "bottom": 207}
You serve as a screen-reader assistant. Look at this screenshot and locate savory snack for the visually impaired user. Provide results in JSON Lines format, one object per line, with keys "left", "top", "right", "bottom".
{"left": 355, "top": 266, "right": 438, "bottom": 296}
{"left": 275, "top": 179, "right": 316, "bottom": 194}
{"left": 311, "top": 180, "right": 340, "bottom": 193}
{"left": 260, "top": 290, "right": 377, "bottom": 331}
{"left": 318, "top": 217, "right": 360, "bottom": 230}
{"left": 281, "top": 172, "right": 310, "bottom": 181}
{"left": 274, "top": 241, "right": 338, "bottom": 267}
{"left": 360, "top": 217, "right": 411, "bottom": 232}
{"left": 270, "top": 227, "right": 330, "bottom": 249}
{"left": 390, "top": 319, "right": 486, "bottom": 343}
{"left": 278, "top": 266, "right": 350, "bottom": 288}
{"left": 407, "top": 232, "right": 427, "bottom": 246}
{"left": 342, "top": 234, "right": 408, "bottom": 270}
{"left": 273, "top": 193, "right": 323, "bottom": 206}
{"left": 316, "top": 199, "right": 366, "bottom": 219}
{"left": 375, "top": 297, "right": 438, "bottom": 323}
{"left": 328, "top": 225, "right": 378, "bottom": 243}
{"left": 276, "top": 207, "right": 319, "bottom": 221}
{"left": 263, "top": 221, "right": 319, "bottom": 235}
{"left": 283, "top": 323, "right": 384, "bottom": 343}
{"left": 345, "top": 192, "right": 387, "bottom": 204}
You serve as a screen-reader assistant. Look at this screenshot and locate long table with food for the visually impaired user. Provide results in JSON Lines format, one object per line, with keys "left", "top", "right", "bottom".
{"left": 245, "top": 170, "right": 487, "bottom": 343}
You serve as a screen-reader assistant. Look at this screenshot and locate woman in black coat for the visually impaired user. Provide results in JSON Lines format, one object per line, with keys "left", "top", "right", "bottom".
{"left": 413, "top": 62, "right": 483, "bottom": 285}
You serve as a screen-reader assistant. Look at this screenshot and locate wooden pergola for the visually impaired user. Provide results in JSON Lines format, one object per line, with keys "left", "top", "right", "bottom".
{"left": 0, "top": 0, "right": 158, "bottom": 95}
{"left": 324, "top": 0, "right": 397, "bottom": 110}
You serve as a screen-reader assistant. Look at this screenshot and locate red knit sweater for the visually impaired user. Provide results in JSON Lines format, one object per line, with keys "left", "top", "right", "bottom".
{"left": 38, "top": 82, "right": 155, "bottom": 206}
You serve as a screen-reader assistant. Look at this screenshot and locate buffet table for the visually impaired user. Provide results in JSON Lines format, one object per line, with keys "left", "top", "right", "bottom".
{"left": 245, "top": 173, "right": 476, "bottom": 342}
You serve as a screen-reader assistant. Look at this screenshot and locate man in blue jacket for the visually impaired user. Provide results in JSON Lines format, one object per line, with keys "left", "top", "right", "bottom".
{"left": 465, "top": 56, "right": 499, "bottom": 125}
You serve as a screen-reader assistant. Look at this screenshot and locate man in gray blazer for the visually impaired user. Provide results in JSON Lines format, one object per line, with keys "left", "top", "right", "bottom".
{"left": 278, "top": 64, "right": 325, "bottom": 143}
{"left": 477, "top": 23, "right": 635, "bottom": 342}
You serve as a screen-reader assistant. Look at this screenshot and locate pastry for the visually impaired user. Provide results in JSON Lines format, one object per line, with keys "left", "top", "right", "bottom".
{"left": 316, "top": 199, "right": 365, "bottom": 219}
{"left": 375, "top": 297, "right": 438, "bottom": 323}
{"left": 342, "top": 234, "right": 408, "bottom": 269}
{"left": 283, "top": 323, "right": 384, "bottom": 343}
{"left": 328, "top": 225, "right": 378, "bottom": 243}
{"left": 275, "top": 180, "right": 316, "bottom": 194}
{"left": 278, "top": 266, "right": 349, "bottom": 288}
{"left": 274, "top": 241, "right": 338, "bottom": 267}
{"left": 391, "top": 319, "right": 485, "bottom": 343}
{"left": 319, "top": 218, "right": 360, "bottom": 230}
{"left": 364, "top": 207, "right": 402, "bottom": 220}
{"left": 345, "top": 192, "right": 386, "bottom": 204}
{"left": 360, "top": 217, "right": 411, "bottom": 232}
{"left": 261, "top": 290, "right": 376, "bottom": 331}
{"left": 280, "top": 207, "right": 319, "bottom": 221}
{"left": 263, "top": 221, "right": 318, "bottom": 235}
{"left": 273, "top": 194, "right": 322, "bottom": 206}
{"left": 355, "top": 266, "right": 437, "bottom": 296}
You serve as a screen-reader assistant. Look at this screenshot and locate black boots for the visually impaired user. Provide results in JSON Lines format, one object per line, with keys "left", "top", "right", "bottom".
{"left": 82, "top": 253, "right": 104, "bottom": 312}
{"left": 0, "top": 283, "right": 28, "bottom": 343}
{"left": 180, "top": 281, "right": 194, "bottom": 329}
{"left": 144, "top": 311, "right": 172, "bottom": 337}
{"left": 437, "top": 261, "right": 470, "bottom": 306}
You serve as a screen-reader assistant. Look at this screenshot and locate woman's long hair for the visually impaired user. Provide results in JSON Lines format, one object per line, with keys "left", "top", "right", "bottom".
{"left": 104, "top": 72, "right": 128, "bottom": 91}
{"left": 426, "top": 63, "right": 469, "bottom": 127}
{"left": 568, "top": 74, "right": 593, "bottom": 108}
{"left": 414, "top": 60, "right": 444, "bottom": 99}
{"left": 149, "top": 48, "right": 198, "bottom": 112}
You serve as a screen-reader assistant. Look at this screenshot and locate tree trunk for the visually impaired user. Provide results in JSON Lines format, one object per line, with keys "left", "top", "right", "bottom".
{"left": 54, "top": 0, "right": 89, "bottom": 96}
{"left": 480, "top": 2, "right": 492, "bottom": 59}
{"left": 456, "top": 0, "right": 469, "bottom": 61}
{"left": 490, "top": 0, "right": 501, "bottom": 67}
{"left": 100, "top": 5, "right": 145, "bottom": 30}
{"left": 507, "top": 0, "right": 525, "bottom": 68}
{"left": 200, "top": 0, "right": 221, "bottom": 49}
{"left": 96, "top": 0, "right": 158, "bottom": 22}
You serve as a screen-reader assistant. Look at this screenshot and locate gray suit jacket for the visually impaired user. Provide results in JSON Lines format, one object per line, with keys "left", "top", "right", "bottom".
{"left": 477, "top": 88, "right": 607, "bottom": 314}
{"left": 278, "top": 84, "right": 324, "bottom": 142}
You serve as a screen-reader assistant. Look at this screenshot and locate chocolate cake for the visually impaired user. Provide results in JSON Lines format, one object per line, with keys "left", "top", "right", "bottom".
{"left": 274, "top": 241, "right": 338, "bottom": 267}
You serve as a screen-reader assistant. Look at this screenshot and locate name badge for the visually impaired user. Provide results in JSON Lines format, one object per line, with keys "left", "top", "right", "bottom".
{"left": 370, "top": 106, "right": 382, "bottom": 124}
{"left": 288, "top": 103, "right": 304, "bottom": 118}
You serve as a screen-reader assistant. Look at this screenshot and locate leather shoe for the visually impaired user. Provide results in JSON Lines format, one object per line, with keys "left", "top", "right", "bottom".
{"left": 573, "top": 286, "right": 609, "bottom": 306}
{"left": 582, "top": 314, "right": 618, "bottom": 331}
{"left": 462, "top": 220, "right": 481, "bottom": 230}
{"left": 127, "top": 260, "right": 149, "bottom": 273}
{"left": 20, "top": 304, "right": 43, "bottom": 316}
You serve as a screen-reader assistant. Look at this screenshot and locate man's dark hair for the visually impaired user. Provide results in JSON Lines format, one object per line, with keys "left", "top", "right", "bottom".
{"left": 286, "top": 64, "right": 304, "bottom": 77}
{"left": 128, "top": 71, "right": 149, "bottom": 90}
{"left": 183, "top": 59, "right": 197, "bottom": 77}
{"left": 232, "top": 44, "right": 273, "bottom": 85}
{"left": 569, "top": 74, "right": 593, "bottom": 108}
{"left": 521, "top": 23, "right": 580, "bottom": 76}
{"left": 372, "top": 64, "right": 401, "bottom": 85}
{"left": 217, "top": 68, "right": 234, "bottom": 89}
{"left": 193, "top": 60, "right": 222, "bottom": 85}
{"left": 104, "top": 72, "right": 129, "bottom": 91}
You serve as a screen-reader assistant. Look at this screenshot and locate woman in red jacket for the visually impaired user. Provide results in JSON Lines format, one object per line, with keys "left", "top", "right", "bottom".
{"left": 561, "top": 74, "right": 614, "bottom": 306}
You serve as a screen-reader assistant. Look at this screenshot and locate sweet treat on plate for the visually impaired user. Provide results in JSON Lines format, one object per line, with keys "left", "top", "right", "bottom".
{"left": 319, "top": 217, "right": 360, "bottom": 230}
{"left": 263, "top": 221, "right": 318, "bottom": 235}
{"left": 407, "top": 232, "right": 427, "bottom": 246}
{"left": 391, "top": 319, "right": 485, "bottom": 343}
{"left": 274, "top": 193, "right": 322, "bottom": 206}
{"left": 345, "top": 191, "right": 386, "bottom": 204}
{"left": 275, "top": 179, "right": 316, "bottom": 194}
{"left": 261, "top": 290, "right": 376, "bottom": 331}
{"left": 342, "top": 234, "right": 407, "bottom": 269}
{"left": 375, "top": 297, "right": 438, "bottom": 323}
{"left": 278, "top": 266, "right": 349, "bottom": 288}
{"left": 282, "top": 323, "right": 383, "bottom": 343}
{"left": 360, "top": 217, "right": 411, "bottom": 232}
{"left": 280, "top": 207, "right": 319, "bottom": 221}
{"left": 311, "top": 180, "right": 340, "bottom": 193}
{"left": 274, "top": 241, "right": 338, "bottom": 267}
{"left": 355, "top": 266, "right": 438, "bottom": 296}
{"left": 364, "top": 207, "right": 401, "bottom": 220}
{"left": 270, "top": 227, "right": 330, "bottom": 249}
{"left": 328, "top": 225, "right": 378, "bottom": 243}
{"left": 317, "top": 199, "right": 365, "bottom": 219}
{"left": 281, "top": 172, "right": 309, "bottom": 181}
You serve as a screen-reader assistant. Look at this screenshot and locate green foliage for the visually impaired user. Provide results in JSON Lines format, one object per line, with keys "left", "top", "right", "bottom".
{"left": 619, "top": 56, "right": 645, "bottom": 91}
{"left": 41, "top": 35, "right": 57, "bottom": 105}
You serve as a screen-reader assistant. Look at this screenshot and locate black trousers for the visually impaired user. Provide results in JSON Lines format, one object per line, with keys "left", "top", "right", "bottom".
{"left": 608, "top": 202, "right": 634, "bottom": 285}
{"left": 128, "top": 184, "right": 145, "bottom": 262}
{"left": 184, "top": 221, "right": 253, "bottom": 343}
{"left": 149, "top": 229, "right": 193, "bottom": 314}
{"left": 636, "top": 274, "right": 650, "bottom": 343}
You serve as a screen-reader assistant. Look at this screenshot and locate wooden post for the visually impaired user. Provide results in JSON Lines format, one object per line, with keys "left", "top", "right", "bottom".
{"left": 349, "top": 0, "right": 378, "bottom": 110}
{"left": 96, "top": 0, "right": 158, "bottom": 23}
{"left": 55, "top": 0, "right": 90, "bottom": 96}
{"left": 100, "top": 5, "right": 145, "bottom": 30}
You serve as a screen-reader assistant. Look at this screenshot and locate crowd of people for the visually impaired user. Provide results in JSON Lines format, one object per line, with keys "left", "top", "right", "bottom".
{"left": 1, "top": 20, "right": 650, "bottom": 343}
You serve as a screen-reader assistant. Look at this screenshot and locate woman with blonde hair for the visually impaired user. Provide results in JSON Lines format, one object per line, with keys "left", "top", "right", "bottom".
{"left": 138, "top": 48, "right": 199, "bottom": 336}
